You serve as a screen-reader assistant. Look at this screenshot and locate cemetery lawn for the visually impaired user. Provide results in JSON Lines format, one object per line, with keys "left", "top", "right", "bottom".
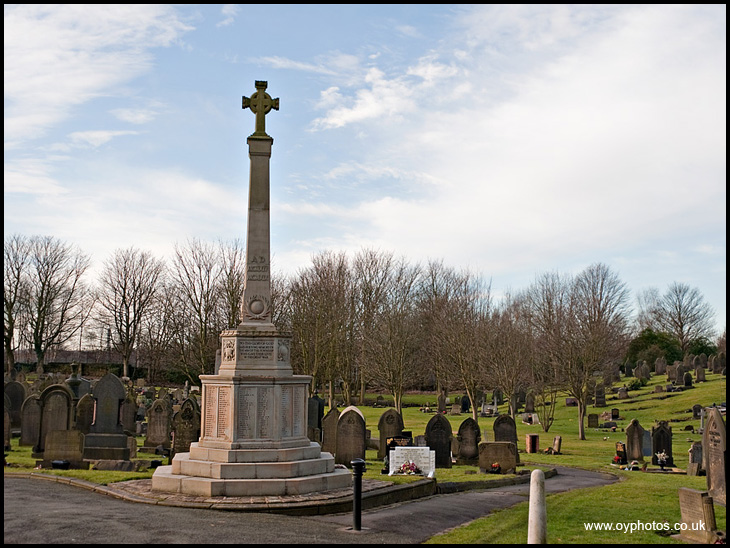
{"left": 4, "top": 372, "right": 725, "bottom": 544}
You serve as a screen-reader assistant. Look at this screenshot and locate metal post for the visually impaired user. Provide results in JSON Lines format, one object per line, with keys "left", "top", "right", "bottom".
{"left": 351, "top": 458, "right": 366, "bottom": 531}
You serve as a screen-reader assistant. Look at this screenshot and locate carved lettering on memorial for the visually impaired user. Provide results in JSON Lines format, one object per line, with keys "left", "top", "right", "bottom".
{"left": 281, "top": 386, "right": 293, "bottom": 437}
{"left": 293, "top": 386, "right": 305, "bottom": 437}
{"left": 217, "top": 386, "right": 231, "bottom": 440}
{"left": 238, "top": 339, "right": 275, "bottom": 360}
{"left": 258, "top": 387, "right": 273, "bottom": 438}
{"left": 237, "top": 386, "right": 256, "bottom": 439}
{"left": 204, "top": 386, "right": 218, "bottom": 438}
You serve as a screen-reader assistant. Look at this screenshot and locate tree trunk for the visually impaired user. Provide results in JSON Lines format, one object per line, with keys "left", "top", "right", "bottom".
{"left": 577, "top": 399, "right": 586, "bottom": 440}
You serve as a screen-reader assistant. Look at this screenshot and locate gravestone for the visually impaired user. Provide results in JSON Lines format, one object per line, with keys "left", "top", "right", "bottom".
{"left": 320, "top": 407, "right": 339, "bottom": 454}
{"left": 20, "top": 395, "right": 41, "bottom": 446}
{"left": 41, "top": 430, "right": 87, "bottom": 469}
{"left": 335, "top": 405, "right": 366, "bottom": 466}
{"left": 388, "top": 446, "right": 436, "bottom": 478}
{"left": 687, "top": 442, "right": 703, "bottom": 476}
{"left": 33, "top": 384, "right": 74, "bottom": 456}
{"left": 666, "top": 365, "right": 677, "bottom": 382}
{"left": 625, "top": 419, "right": 645, "bottom": 461}
{"left": 587, "top": 414, "right": 599, "bottom": 428}
{"left": 675, "top": 364, "right": 685, "bottom": 383}
{"left": 377, "top": 408, "right": 404, "bottom": 459}
{"left": 478, "top": 441, "right": 517, "bottom": 474}
{"left": 437, "top": 392, "right": 447, "bottom": 414}
{"left": 83, "top": 373, "right": 130, "bottom": 461}
{"left": 171, "top": 397, "right": 200, "bottom": 456}
{"left": 456, "top": 417, "right": 481, "bottom": 461}
{"left": 552, "top": 435, "right": 562, "bottom": 454}
{"left": 617, "top": 387, "right": 629, "bottom": 400}
{"left": 565, "top": 397, "right": 578, "bottom": 406}
{"left": 450, "top": 403, "right": 461, "bottom": 415}
{"left": 678, "top": 488, "right": 719, "bottom": 544}
{"left": 654, "top": 357, "right": 667, "bottom": 375}
{"left": 651, "top": 420, "right": 674, "bottom": 466}
{"left": 425, "top": 413, "right": 453, "bottom": 468}
{"left": 144, "top": 399, "right": 173, "bottom": 450}
{"left": 307, "top": 393, "right": 325, "bottom": 443}
{"left": 493, "top": 388, "right": 503, "bottom": 405}
{"left": 654, "top": 385, "right": 664, "bottom": 393}
{"left": 4, "top": 381, "right": 27, "bottom": 431}
{"left": 120, "top": 389, "right": 137, "bottom": 433}
{"left": 493, "top": 414, "right": 519, "bottom": 463}
{"left": 74, "top": 393, "right": 95, "bottom": 435}
{"left": 695, "top": 366, "right": 705, "bottom": 382}
{"left": 611, "top": 408, "right": 620, "bottom": 420}
{"left": 524, "top": 393, "right": 535, "bottom": 414}
{"left": 594, "top": 385, "right": 606, "bottom": 407}
{"left": 703, "top": 407, "right": 726, "bottom": 506}
{"left": 692, "top": 404, "right": 703, "bottom": 420}
{"left": 683, "top": 371, "right": 693, "bottom": 388}
{"left": 624, "top": 363, "right": 633, "bottom": 377}
{"left": 615, "top": 441, "right": 628, "bottom": 464}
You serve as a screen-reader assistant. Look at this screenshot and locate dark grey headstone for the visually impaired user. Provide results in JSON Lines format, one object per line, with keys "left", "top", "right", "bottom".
{"left": 145, "top": 398, "right": 172, "bottom": 449}
{"left": 4, "top": 381, "right": 27, "bottom": 429}
{"left": 74, "top": 393, "right": 95, "bottom": 435}
{"left": 588, "top": 414, "right": 599, "bottom": 428}
{"left": 651, "top": 420, "right": 674, "bottom": 466}
{"left": 425, "top": 413, "right": 453, "bottom": 468}
{"left": 171, "top": 397, "right": 200, "bottom": 456}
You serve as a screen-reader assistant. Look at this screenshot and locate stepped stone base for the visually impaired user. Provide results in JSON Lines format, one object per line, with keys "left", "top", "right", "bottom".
{"left": 151, "top": 443, "right": 351, "bottom": 496}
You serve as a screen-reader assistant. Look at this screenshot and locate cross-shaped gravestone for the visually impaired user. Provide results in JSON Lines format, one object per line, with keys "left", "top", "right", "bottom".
{"left": 242, "top": 80, "right": 279, "bottom": 138}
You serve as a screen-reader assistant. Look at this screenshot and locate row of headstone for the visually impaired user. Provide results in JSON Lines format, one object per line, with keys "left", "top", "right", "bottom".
{"left": 623, "top": 418, "right": 675, "bottom": 465}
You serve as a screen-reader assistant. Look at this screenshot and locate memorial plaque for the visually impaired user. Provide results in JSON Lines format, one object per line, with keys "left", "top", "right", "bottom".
{"left": 281, "top": 385, "right": 292, "bottom": 438}
{"left": 258, "top": 387, "right": 273, "bottom": 438}
{"left": 237, "top": 386, "right": 256, "bottom": 439}
{"left": 239, "top": 338, "right": 275, "bottom": 361}
{"left": 388, "top": 446, "right": 435, "bottom": 477}
{"left": 293, "top": 385, "right": 305, "bottom": 437}
{"left": 216, "top": 386, "right": 231, "bottom": 441}
{"left": 204, "top": 385, "right": 218, "bottom": 439}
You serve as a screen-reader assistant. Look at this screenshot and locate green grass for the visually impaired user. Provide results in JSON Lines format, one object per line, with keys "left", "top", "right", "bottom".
{"left": 4, "top": 372, "right": 726, "bottom": 543}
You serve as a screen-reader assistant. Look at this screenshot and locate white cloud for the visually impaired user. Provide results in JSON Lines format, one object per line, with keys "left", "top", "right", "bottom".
{"left": 110, "top": 107, "right": 159, "bottom": 125}
{"left": 3, "top": 4, "right": 193, "bottom": 144}
{"left": 68, "top": 130, "right": 139, "bottom": 148}
{"left": 217, "top": 4, "right": 239, "bottom": 27}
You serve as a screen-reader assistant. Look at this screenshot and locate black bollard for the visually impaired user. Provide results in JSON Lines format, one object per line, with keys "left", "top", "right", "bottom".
{"left": 351, "top": 458, "right": 366, "bottom": 531}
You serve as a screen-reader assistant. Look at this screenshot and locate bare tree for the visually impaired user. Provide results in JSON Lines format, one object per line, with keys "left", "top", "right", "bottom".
{"left": 642, "top": 282, "right": 716, "bottom": 354}
{"left": 95, "top": 247, "right": 166, "bottom": 378}
{"left": 568, "top": 263, "right": 631, "bottom": 440}
{"left": 170, "top": 238, "right": 223, "bottom": 381}
{"left": 4, "top": 234, "right": 31, "bottom": 374}
{"left": 440, "top": 268, "right": 492, "bottom": 422}
{"left": 218, "top": 238, "right": 246, "bottom": 329}
{"left": 363, "top": 256, "right": 421, "bottom": 414}
{"left": 24, "top": 236, "right": 91, "bottom": 373}
{"left": 521, "top": 272, "right": 573, "bottom": 433}
{"left": 488, "top": 292, "right": 532, "bottom": 421}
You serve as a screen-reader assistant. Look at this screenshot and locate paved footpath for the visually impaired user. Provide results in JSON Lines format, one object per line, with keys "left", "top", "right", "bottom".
{"left": 4, "top": 466, "right": 616, "bottom": 544}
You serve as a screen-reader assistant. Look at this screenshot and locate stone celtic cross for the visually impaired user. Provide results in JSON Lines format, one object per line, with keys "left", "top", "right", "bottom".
{"left": 242, "top": 80, "right": 279, "bottom": 138}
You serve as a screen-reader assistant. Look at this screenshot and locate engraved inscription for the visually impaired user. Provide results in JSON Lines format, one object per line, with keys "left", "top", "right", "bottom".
{"left": 204, "top": 386, "right": 218, "bottom": 438}
{"left": 293, "top": 385, "right": 305, "bottom": 437}
{"left": 281, "top": 386, "right": 292, "bottom": 438}
{"left": 258, "top": 387, "right": 273, "bottom": 438}
{"left": 238, "top": 339, "right": 275, "bottom": 360}
{"left": 238, "top": 387, "right": 256, "bottom": 439}
{"left": 217, "top": 386, "right": 231, "bottom": 440}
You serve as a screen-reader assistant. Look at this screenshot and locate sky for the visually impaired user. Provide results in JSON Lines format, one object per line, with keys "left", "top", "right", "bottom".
{"left": 4, "top": 4, "right": 727, "bottom": 336}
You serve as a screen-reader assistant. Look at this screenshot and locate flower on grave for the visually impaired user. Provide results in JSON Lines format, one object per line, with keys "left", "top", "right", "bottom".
{"left": 655, "top": 451, "right": 668, "bottom": 464}
{"left": 399, "top": 460, "right": 422, "bottom": 475}
{"left": 612, "top": 455, "right": 621, "bottom": 464}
